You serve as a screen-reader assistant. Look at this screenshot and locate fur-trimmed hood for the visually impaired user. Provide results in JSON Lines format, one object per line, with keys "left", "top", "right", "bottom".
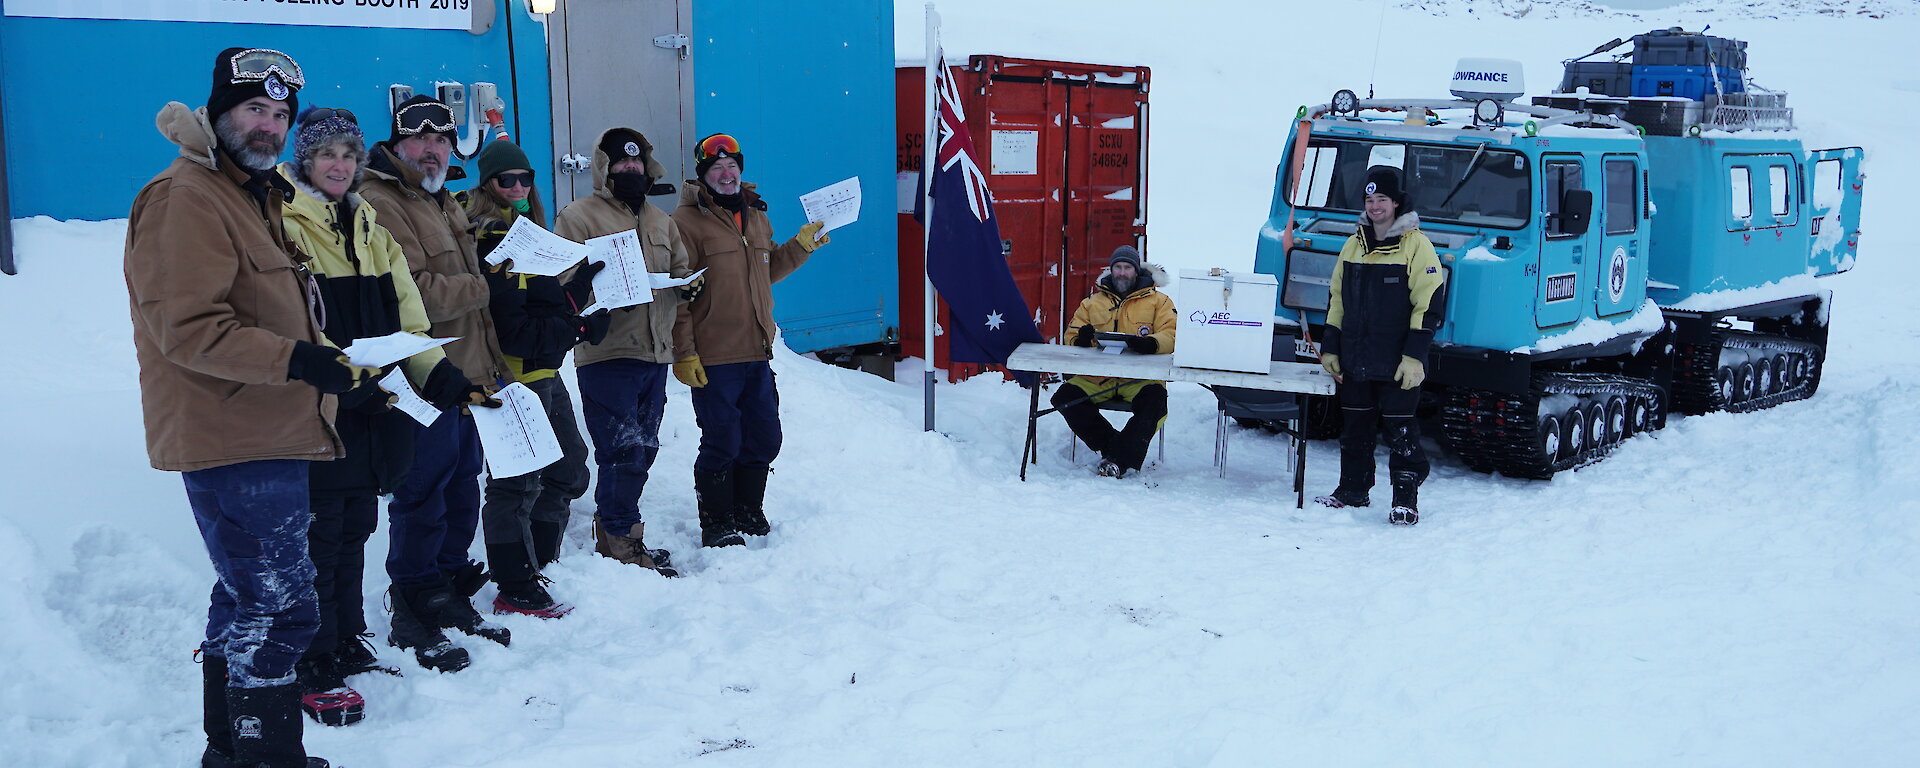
{"left": 1094, "top": 261, "right": 1170, "bottom": 299}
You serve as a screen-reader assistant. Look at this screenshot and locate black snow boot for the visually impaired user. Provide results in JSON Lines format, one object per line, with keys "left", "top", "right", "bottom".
{"left": 1389, "top": 483, "right": 1420, "bottom": 526}
{"left": 331, "top": 632, "right": 391, "bottom": 678}
{"left": 530, "top": 519, "right": 566, "bottom": 568}
{"left": 488, "top": 541, "right": 573, "bottom": 619}
{"left": 226, "top": 683, "right": 329, "bottom": 768}
{"left": 695, "top": 468, "right": 745, "bottom": 548}
{"left": 387, "top": 584, "right": 472, "bottom": 673}
{"left": 429, "top": 575, "right": 511, "bottom": 646}
{"left": 201, "top": 653, "right": 233, "bottom": 767}
{"left": 446, "top": 560, "right": 490, "bottom": 599}
{"left": 293, "top": 654, "right": 365, "bottom": 727}
{"left": 732, "top": 464, "right": 771, "bottom": 537}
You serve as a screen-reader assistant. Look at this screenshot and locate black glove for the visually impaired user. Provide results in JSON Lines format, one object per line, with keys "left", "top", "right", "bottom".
{"left": 563, "top": 261, "right": 606, "bottom": 308}
{"left": 287, "top": 341, "right": 357, "bottom": 394}
{"left": 339, "top": 374, "right": 396, "bottom": 414}
{"left": 1124, "top": 334, "right": 1159, "bottom": 354}
{"left": 1072, "top": 324, "right": 1097, "bottom": 348}
{"left": 678, "top": 278, "right": 704, "bottom": 302}
{"left": 576, "top": 310, "right": 612, "bottom": 346}
{"left": 419, "top": 359, "right": 501, "bottom": 410}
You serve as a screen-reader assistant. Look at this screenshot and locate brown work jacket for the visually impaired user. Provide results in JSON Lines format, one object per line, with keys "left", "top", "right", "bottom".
{"left": 359, "top": 143, "right": 510, "bottom": 386}
{"left": 555, "top": 137, "right": 693, "bottom": 366}
{"left": 670, "top": 181, "right": 811, "bottom": 366}
{"left": 124, "top": 102, "right": 341, "bottom": 471}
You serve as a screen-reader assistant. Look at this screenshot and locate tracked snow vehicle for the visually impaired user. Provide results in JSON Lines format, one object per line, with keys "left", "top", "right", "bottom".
{"left": 1253, "top": 31, "right": 1864, "bottom": 479}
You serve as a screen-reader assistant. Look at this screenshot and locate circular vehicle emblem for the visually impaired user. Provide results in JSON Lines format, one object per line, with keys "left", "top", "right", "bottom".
{"left": 1608, "top": 247, "right": 1629, "bottom": 304}
{"left": 623, "top": 141, "right": 641, "bottom": 157}
{"left": 264, "top": 74, "right": 289, "bottom": 101}
{"left": 1364, "top": 182, "right": 1378, "bottom": 195}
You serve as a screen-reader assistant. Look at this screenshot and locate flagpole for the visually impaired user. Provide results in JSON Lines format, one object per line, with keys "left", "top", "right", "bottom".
{"left": 921, "top": 3, "right": 941, "bottom": 433}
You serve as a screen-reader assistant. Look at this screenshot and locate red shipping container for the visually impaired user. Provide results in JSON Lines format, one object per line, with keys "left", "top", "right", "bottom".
{"left": 897, "top": 56, "right": 1150, "bottom": 381}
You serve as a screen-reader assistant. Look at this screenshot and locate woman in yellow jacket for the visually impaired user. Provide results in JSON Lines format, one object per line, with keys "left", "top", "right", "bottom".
{"left": 277, "top": 107, "right": 480, "bottom": 701}
{"left": 1054, "top": 246, "right": 1177, "bottom": 478}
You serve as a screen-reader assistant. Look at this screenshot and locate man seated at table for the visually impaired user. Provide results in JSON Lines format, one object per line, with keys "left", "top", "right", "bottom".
{"left": 1053, "top": 246, "right": 1177, "bottom": 478}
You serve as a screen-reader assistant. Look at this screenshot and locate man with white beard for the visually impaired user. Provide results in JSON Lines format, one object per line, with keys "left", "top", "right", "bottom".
{"left": 359, "top": 96, "right": 514, "bottom": 669}
{"left": 126, "top": 47, "right": 365, "bottom": 768}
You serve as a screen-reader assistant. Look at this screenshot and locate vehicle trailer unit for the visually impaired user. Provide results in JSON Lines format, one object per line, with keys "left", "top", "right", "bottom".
{"left": 1254, "top": 36, "right": 1864, "bottom": 480}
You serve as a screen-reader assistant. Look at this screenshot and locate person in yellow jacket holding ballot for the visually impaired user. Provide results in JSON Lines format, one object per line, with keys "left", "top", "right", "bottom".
{"left": 1054, "top": 245, "right": 1177, "bottom": 479}
{"left": 1314, "top": 166, "right": 1446, "bottom": 526}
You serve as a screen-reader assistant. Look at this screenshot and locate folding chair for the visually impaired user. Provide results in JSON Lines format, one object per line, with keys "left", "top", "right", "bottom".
{"left": 1211, "top": 385, "right": 1301, "bottom": 479}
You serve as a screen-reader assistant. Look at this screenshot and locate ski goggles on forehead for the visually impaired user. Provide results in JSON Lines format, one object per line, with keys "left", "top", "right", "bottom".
{"left": 696, "top": 133, "right": 742, "bottom": 161}
{"left": 305, "top": 107, "right": 357, "bottom": 125}
{"left": 395, "top": 102, "right": 457, "bottom": 136}
{"left": 228, "top": 48, "right": 304, "bottom": 89}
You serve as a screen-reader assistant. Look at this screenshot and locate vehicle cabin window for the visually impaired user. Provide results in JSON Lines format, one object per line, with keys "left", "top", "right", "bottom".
{"left": 1291, "top": 146, "right": 1338, "bottom": 208}
{"left": 1768, "top": 165, "right": 1791, "bottom": 218}
{"left": 1544, "top": 160, "right": 1585, "bottom": 239}
{"left": 1814, "top": 158, "right": 1842, "bottom": 210}
{"left": 1729, "top": 166, "right": 1753, "bottom": 225}
{"left": 1604, "top": 159, "right": 1637, "bottom": 235}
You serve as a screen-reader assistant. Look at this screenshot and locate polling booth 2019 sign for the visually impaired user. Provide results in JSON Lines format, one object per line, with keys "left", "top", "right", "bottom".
{"left": 3, "top": 0, "right": 472, "bottom": 30}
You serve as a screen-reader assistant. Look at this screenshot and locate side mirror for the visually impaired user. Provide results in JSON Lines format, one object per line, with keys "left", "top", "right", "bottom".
{"left": 1560, "top": 188, "right": 1594, "bottom": 236}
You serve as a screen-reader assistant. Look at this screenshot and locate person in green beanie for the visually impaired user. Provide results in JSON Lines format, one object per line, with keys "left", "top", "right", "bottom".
{"left": 459, "top": 141, "right": 607, "bottom": 617}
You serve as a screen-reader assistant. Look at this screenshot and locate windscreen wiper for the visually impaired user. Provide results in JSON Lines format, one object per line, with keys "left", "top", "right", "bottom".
{"left": 1438, "top": 143, "right": 1489, "bottom": 209}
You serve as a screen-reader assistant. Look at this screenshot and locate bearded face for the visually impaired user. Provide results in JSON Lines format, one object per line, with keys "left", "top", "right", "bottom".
{"left": 214, "top": 111, "right": 287, "bottom": 171}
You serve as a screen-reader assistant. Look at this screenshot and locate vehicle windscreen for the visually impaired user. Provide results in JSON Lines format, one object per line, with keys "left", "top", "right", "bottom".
{"left": 1286, "top": 136, "right": 1532, "bottom": 229}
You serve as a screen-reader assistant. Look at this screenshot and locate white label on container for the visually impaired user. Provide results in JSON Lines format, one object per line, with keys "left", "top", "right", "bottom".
{"left": 992, "top": 130, "right": 1039, "bottom": 176}
{"left": 4, "top": 0, "right": 470, "bottom": 29}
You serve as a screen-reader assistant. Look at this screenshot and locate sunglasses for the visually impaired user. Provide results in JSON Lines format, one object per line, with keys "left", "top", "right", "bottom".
{"left": 493, "top": 172, "right": 534, "bottom": 189}
{"left": 696, "top": 133, "right": 742, "bottom": 161}
{"left": 395, "top": 102, "right": 456, "bottom": 136}
{"left": 304, "top": 107, "right": 357, "bottom": 125}
{"left": 228, "top": 48, "right": 305, "bottom": 89}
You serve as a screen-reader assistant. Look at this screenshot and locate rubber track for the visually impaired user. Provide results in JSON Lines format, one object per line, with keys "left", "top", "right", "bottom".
{"left": 1672, "top": 329, "right": 1822, "bottom": 415}
{"left": 1441, "top": 372, "right": 1664, "bottom": 480}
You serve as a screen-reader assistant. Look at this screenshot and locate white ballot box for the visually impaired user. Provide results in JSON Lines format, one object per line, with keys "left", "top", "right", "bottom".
{"left": 1174, "top": 269, "right": 1276, "bottom": 374}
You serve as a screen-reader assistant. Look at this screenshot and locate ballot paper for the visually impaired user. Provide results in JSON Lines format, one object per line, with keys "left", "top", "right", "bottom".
{"left": 650, "top": 268, "right": 706, "bottom": 290}
{"left": 377, "top": 367, "right": 441, "bottom": 427}
{"left": 1096, "top": 338, "right": 1129, "bottom": 355}
{"left": 798, "top": 176, "right": 861, "bottom": 233}
{"left": 482, "top": 217, "right": 592, "bottom": 276}
{"left": 469, "top": 382, "right": 562, "bottom": 479}
{"left": 580, "top": 231, "right": 653, "bottom": 312}
{"left": 341, "top": 332, "right": 457, "bottom": 368}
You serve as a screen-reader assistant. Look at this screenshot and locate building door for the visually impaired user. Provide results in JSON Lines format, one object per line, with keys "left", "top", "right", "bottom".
{"left": 546, "top": 0, "right": 694, "bottom": 212}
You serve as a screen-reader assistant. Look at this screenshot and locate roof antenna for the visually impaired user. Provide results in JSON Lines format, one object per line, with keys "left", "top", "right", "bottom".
{"left": 1366, "top": 0, "right": 1389, "bottom": 99}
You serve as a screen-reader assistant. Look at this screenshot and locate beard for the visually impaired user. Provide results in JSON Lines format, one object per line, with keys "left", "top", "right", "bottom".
{"left": 400, "top": 151, "right": 449, "bottom": 194}
{"left": 1109, "top": 274, "right": 1135, "bottom": 294}
{"left": 213, "top": 113, "right": 284, "bottom": 171}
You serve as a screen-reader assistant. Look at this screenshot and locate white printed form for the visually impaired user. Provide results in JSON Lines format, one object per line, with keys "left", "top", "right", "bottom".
{"left": 580, "top": 231, "right": 654, "bottom": 312}
{"left": 650, "top": 267, "right": 706, "bottom": 291}
{"left": 341, "top": 332, "right": 457, "bottom": 367}
{"left": 469, "top": 382, "right": 563, "bottom": 479}
{"left": 799, "top": 176, "right": 861, "bottom": 233}
{"left": 482, "top": 217, "right": 592, "bottom": 276}
{"left": 377, "top": 367, "right": 441, "bottom": 427}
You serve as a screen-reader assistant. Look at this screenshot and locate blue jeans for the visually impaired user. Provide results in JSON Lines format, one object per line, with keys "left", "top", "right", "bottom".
{"left": 690, "top": 360, "right": 782, "bottom": 474}
{"left": 386, "top": 411, "right": 483, "bottom": 586}
{"left": 185, "top": 459, "right": 319, "bottom": 688}
{"left": 577, "top": 359, "right": 670, "bottom": 534}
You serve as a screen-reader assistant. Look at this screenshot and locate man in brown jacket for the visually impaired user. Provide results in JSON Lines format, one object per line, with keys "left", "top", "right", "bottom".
{"left": 555, "top": 128, "right": 696, "bottom": 572}
{"left": 670, "top": 133, "right": 829, "bottom": 548}
{"left": 126, "top": 47, "right": 368, "bottom": 768}
{"left": 359, "top": 95, "right": 511, "bottom": 671}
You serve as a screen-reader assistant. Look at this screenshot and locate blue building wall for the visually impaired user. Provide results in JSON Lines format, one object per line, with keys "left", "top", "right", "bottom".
{"left": 0, "top": 0, "right": 553, "bottom": 221}
{"left": 691, "top": 0, "right": 898, "bottom": 353}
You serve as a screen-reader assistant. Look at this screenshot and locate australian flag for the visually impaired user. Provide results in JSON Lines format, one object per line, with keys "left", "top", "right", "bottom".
{"left": 917, "top": 51, "right": 1043, "bottom": 367}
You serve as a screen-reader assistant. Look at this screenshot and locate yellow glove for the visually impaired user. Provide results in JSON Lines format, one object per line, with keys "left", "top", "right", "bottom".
{"left": 1320, "top": 352, "right": 1341, "bottom": 380}
{"left": 1394, "top": 356, "right": 1426, "bottom": 390}
{"left": 673, "top": 355, "right": 708, "bottom": 388}
{"left": 796, "top": 221, "right": 831, "bottom": 253}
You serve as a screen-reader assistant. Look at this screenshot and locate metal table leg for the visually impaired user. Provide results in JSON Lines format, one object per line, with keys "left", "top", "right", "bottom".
{"left": 1020, "top": 381, "right": 1041, "bottom": 481}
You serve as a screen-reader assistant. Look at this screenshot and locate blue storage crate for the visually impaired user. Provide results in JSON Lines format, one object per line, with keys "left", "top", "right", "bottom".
{"left": 1631, "top": 65, "right": 1743, "bottom": 100}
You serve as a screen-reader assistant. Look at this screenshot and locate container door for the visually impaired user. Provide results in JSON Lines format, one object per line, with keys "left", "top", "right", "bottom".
{"left": 1064, "top": 80, "right": 1148, "bottom": 337}
{"left": 1536, "top": 155, "right": 1590, "bottom": 328}
{"left": 1595, "top": 155, "right": 1644, "bottom": 317}
{"left": 1808, "top": 146, "right": 1864, "bottom": 275}
{"left": 547, "top": 0, "right": 693, "bottom": 212}
{"left": 977, "top": 74, "right": 1068, "bottom": 344}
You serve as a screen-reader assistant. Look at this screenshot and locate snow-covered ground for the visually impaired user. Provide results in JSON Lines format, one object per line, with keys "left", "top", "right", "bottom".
{"left": 6, "top": 2, "right": 1919, "bottom": 766}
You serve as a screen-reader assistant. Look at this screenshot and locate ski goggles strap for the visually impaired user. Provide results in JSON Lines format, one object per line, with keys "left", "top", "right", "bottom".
{"left": 228, "top": 48, "right": 305, "bottom": 89}
{"left": 395, "top": 102, "right": 457, "bottom": 136}
{"left": 305, "top": 107, "right": 358, "bottom": 125}
{"left": 696, "top": 133, "right": 742, "bottom": 162}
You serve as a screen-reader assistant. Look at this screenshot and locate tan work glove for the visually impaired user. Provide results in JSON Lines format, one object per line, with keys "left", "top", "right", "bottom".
{"left": 1394, "top": 356, "right": 1426, "bottom": 390}
{"left": 1320, "top": 352, "right": 1342, "bottom": 381}
{"left": 673, "top": 355, "right": 708, "bottom": 388}
{"left": 796, "top": 221, "right": 831, "bottom": 253}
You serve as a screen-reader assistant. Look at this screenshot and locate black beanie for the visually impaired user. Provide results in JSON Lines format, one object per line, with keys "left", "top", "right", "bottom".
{"left": 1110, "top": 245, "right": 1142, "bottom": 270}
{"left": 1362, "top": 165, "right": 1410, "bottom": 209}
{"left": 207, "top": 47, "right": 301, "bottom": 128}
{"left": 600, "top": 129, "right": 650, "bottom": 164}
{"left": 389, "top": 95, "right": 458, "bottom": 145}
